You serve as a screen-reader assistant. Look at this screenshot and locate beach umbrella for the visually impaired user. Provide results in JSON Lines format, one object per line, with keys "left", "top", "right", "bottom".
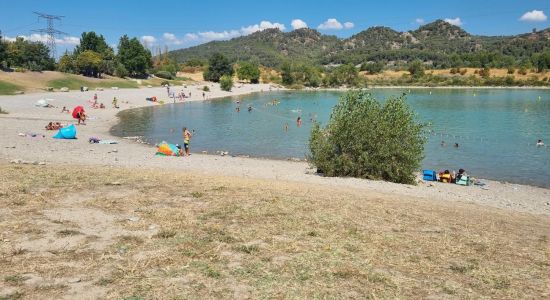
{"left": 72, "top": 106, "right": 84, "bottom": 119}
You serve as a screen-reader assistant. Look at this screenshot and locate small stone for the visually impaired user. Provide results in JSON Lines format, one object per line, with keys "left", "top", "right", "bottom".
{"left": 545, "top": 202, "right": 550, "bottom": 206}
{"left": 67, "top": 278, "right": 81, "bottom": 283}
{"left": 148, "top": 224, "right": 158, "bottom": 230}
{"left": 108, "top": 181, "right": 121, "bottom": 186}
{"left": 127, "top": 216, "right": 140, "bottom": 222}
{"left": 112, "top": 149, "right": 118, "bottom": 153}
{"left": 10, "top": 159, "right": 21, "bottom": 164}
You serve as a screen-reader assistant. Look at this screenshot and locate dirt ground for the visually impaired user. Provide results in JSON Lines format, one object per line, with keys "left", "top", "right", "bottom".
{"left": 1, "top": 164, "right": 549, "bottom": 299}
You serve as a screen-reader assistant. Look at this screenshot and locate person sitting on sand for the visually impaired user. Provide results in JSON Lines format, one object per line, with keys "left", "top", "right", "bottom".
{"left": 61, "top": 106, "right": 69, "bottom": 113}
{"left": 439, "top": 170, "right": 453, "bottom": 183}
{"left": 455, "top": 168, "right": 471, "bottom": 185}
{"left": 99, "top": 103, "right": 105, "bottom": 109}
{"left": 536, "top": 139, "right": 545, "bottom": 146}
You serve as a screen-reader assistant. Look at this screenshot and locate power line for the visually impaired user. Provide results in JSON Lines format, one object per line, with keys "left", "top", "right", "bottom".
{"left": 32, "top": 12, "right": 67, "bottom": 59}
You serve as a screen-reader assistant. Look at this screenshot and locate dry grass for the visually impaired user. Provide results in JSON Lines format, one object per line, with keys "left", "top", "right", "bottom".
{"left": 0, "top": 164, "right": 549, "bottom": 299}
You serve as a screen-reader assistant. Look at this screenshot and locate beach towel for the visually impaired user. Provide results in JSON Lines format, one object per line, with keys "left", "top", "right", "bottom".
{"left": 53, "top": 124, "right": 77, "bottom": 139}
{"left": 156, "top": 142, "right": 181, "bottom": 156}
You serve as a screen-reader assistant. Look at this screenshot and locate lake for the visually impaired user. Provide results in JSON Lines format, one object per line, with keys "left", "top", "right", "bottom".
{"left": 111, "top": 89, "right": 550, "bottom": 187}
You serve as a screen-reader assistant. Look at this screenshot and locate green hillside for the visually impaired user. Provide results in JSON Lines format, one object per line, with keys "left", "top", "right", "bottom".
{"left": 170, "top": 20, "right": 550, "bottom": 69}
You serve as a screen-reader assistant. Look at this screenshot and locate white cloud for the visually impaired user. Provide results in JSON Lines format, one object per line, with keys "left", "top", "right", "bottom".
{"left": 343, "top": 22, "right": 354, "bottom": 29}
{"left": 141, "top": 35, "right": 156, "bottom": 44}
{"left": 240, "top": 21, "right": 286, "bottom": 35}
{"left": 198, "top": 30, "right": 241, "bottom": 40}
{"left": 162, "top": 32, "right": 183, "bottom": 45}
{"left": 318, "top": 18, "right": 343, "bottom": 30}
{"left": 184, "top": 33, "right": 198, "bottom": 41}
{"left": 520, "top": 10, "right": 547, "bottom": 22}
{"left": 6, "top": 34, "right": 80, "bottom": 45}
{"left": 415, "top": 18, "right": 426, "bottom": 25}
{"left": 444, "top": 17, "right": 463, "bottom": 26}
{"left": 291, "top": 19, "right": 308, "bottom": 30}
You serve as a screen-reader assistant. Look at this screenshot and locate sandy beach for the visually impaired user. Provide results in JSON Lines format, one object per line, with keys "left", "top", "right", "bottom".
{"left": 1, "top": 83, "right": 549, "bottom": 216}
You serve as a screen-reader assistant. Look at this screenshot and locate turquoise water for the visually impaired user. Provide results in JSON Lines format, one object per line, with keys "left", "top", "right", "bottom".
{"left": 111, "top": 89, "right": 550, "bottom": 187}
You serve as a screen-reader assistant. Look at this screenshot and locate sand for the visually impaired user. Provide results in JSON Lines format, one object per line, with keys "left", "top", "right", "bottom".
{"left": 0, "top": 82, "right": 549, "bottom": 216}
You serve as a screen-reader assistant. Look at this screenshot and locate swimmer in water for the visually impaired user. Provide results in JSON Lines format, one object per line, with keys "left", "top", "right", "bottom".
{"left": 454, "top": 143, "right": 459, "bottom": 148}
{"left": 297, "top": 117, "right": 302, "bottom": 127}
{"left": 248, "top": 105, "right": 252, "bottom": 112}
{"left": 536, "top": 139, "right": 545, "bottom": 146}
{"left": 440, "top": 141, "right": 446, "bottom": 147}
{"left": 236, "top": 106, "right": 240, "bottom": 113}
{"left": 284, "top": 122, "right": 289, "bottom": 132}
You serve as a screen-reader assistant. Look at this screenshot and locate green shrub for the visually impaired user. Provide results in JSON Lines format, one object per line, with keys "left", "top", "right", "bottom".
{"left": 219, "top": 75, "right": 233, "bottom": 91}
{"left": 407, "top": 60, "right": 425, "bottom": 78}
{"left": 202, "top": 86, "right": 210, "bottom": 92}
{"left": 308, "top": 91, "right": 425, "bottom": 184}
{"left": 155, "top": 70, "right": 174, "bottom": 80}
{"left": 160, "top": 80, "right": 170, "bottom": 86}
{"left": 115, "top": 63, "right": 129, "bottom": 78}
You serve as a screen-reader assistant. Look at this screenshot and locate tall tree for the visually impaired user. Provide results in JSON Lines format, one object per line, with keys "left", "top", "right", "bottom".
{"left": 236, "top": 61, "right": 260, "bottom": 83}
{"left": 0, "top": 33, "right": 6, "bottom": 68}
{"left": 117, "top": 35, "right": 152, "bottom": 77}
{"left": 203, "top": 53, "right": 233, "bottom": 82}
{"left": 75, "top": 50, "right": 102, "bottom": 77}
{"left": 6, "top": 37, "right": 53, "bottom": 71}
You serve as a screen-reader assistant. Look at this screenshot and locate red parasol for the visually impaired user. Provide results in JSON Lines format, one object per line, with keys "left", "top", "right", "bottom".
{"left": 72, "top": 106, "right": 84, "bottom": 119}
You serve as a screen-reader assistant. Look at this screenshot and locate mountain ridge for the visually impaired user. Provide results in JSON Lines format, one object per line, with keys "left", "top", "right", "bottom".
{"left": 169, "top": 20, "right": 550, "bottom": 68}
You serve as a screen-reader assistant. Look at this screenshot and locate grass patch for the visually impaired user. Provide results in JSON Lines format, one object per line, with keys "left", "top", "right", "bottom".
{"left": 4, "top": 275, "right": 25, "bottom": 285}
{"left": 1, "top": 164, "right": 549, "bottom": 299}
{"left": 0, "top": 80, "right": 23, "bottom": 95}
{"left": 153, "top": 230, "right": 177, "bottom": 239}
{"left": 56, "top": 229, "right": 82, "bottom": 237}
{"left": 47, "top": 74, "right": 138, "bottom": 90}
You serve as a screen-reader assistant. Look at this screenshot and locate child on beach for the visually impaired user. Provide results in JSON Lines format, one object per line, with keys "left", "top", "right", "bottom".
{"left": 61, "top": 106, "right": 69, "bottom": 113}
{"left": 182, "top": 127, "right": 192, "bottom": 156}
{"left": 112, "top": 97, "right": 119, "bottom": 109}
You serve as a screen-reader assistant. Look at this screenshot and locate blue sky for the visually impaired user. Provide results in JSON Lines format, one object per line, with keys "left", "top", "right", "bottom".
{"left": 1, "top": 0, "right": 549, "bottom": 55}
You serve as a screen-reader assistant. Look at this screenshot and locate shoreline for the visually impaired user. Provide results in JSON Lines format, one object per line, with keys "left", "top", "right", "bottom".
{"left": 1, "top": 83, "right": 549, "bottom": 216}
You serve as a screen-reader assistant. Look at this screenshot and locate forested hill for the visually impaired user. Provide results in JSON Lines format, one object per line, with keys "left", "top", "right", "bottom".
{"left": 169, "top": 20, "right": 550, "bottom": 69}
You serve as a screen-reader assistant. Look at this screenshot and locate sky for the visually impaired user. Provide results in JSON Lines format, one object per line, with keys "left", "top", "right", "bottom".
{"left": 1, "top": 0, "right": 549, "bottom": 56}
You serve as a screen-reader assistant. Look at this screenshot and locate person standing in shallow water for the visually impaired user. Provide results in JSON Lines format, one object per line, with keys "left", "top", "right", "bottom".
{"left": 182, "top": 127, "right": 192, "bottom": 156}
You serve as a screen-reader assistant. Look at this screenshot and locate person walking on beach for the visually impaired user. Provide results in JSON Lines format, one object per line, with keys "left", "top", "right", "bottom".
{"left": 182, "top": 127, "right": 192, "bottom": 156}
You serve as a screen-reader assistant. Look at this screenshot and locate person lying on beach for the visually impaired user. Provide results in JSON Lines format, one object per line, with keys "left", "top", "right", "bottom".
{"left": 45, "top": 122, "right": 63, "bottom": 130}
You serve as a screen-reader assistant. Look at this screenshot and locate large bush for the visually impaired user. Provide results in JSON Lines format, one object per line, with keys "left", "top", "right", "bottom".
{"left": 308, "top": 91, "right": 425, "bottom": 184}
{"left": 155, "top": 70, "right": 174, "bottom": 80}
{"left": 204, "top": 53, "right": 233, "bottom": 82}
{"left": 219, "top": 75, "right": 233, "bottom": 91}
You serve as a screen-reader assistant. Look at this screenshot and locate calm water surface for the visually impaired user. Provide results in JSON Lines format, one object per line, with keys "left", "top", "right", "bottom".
{"left": 111, "top": 89, "right": 550, "bottom": 187}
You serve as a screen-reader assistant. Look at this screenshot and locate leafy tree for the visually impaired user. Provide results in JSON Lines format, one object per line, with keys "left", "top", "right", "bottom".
{"left": 236, "top": 61, "right": 260, "bottom": 83}
{"left": 57, "top": 51, "right": 76, "bottom": 73}
{"left": 408, "top": 60, "right": 425, "bottom": 78}
{"left": 75, "top": 50, "right": 102, "bottom": 77}
{"left": 117, "top": 35, "right": 152, "bottom": 77}
{"left": 331, "top": 64, "right": 359, "bottom": 86}
{"left": 281, "top": 62, "right": 294, "bottom": 86}
{"left": 0, "top": 34, "right": 6, "bottom": 68}
{"left": 308, "top": 91, "right": 425, "bottom": 184}
{"left": 74, "top": 32, "right": 112, "bottom": 56}
{"left": 5, "top": 37, "right": 54, "bottom": 71}
{"left": 361, "top": 61, "right": 385, "bottom": 74}
{"left": 204, "top": 53, "right": 233, "bottom": 82}
{"left": 219, "top": 74, "right": 233, "bottom": 91}
{"left": 114, "top": 62, "right": 129, "bottom": 78}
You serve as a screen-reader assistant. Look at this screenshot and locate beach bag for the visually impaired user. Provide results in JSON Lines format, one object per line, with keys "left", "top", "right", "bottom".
{"left": 456, "top": 175, "right": 469, "bottom": 186}
{"left": 423, "top": 170, "right": 437, "bottom": 181}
